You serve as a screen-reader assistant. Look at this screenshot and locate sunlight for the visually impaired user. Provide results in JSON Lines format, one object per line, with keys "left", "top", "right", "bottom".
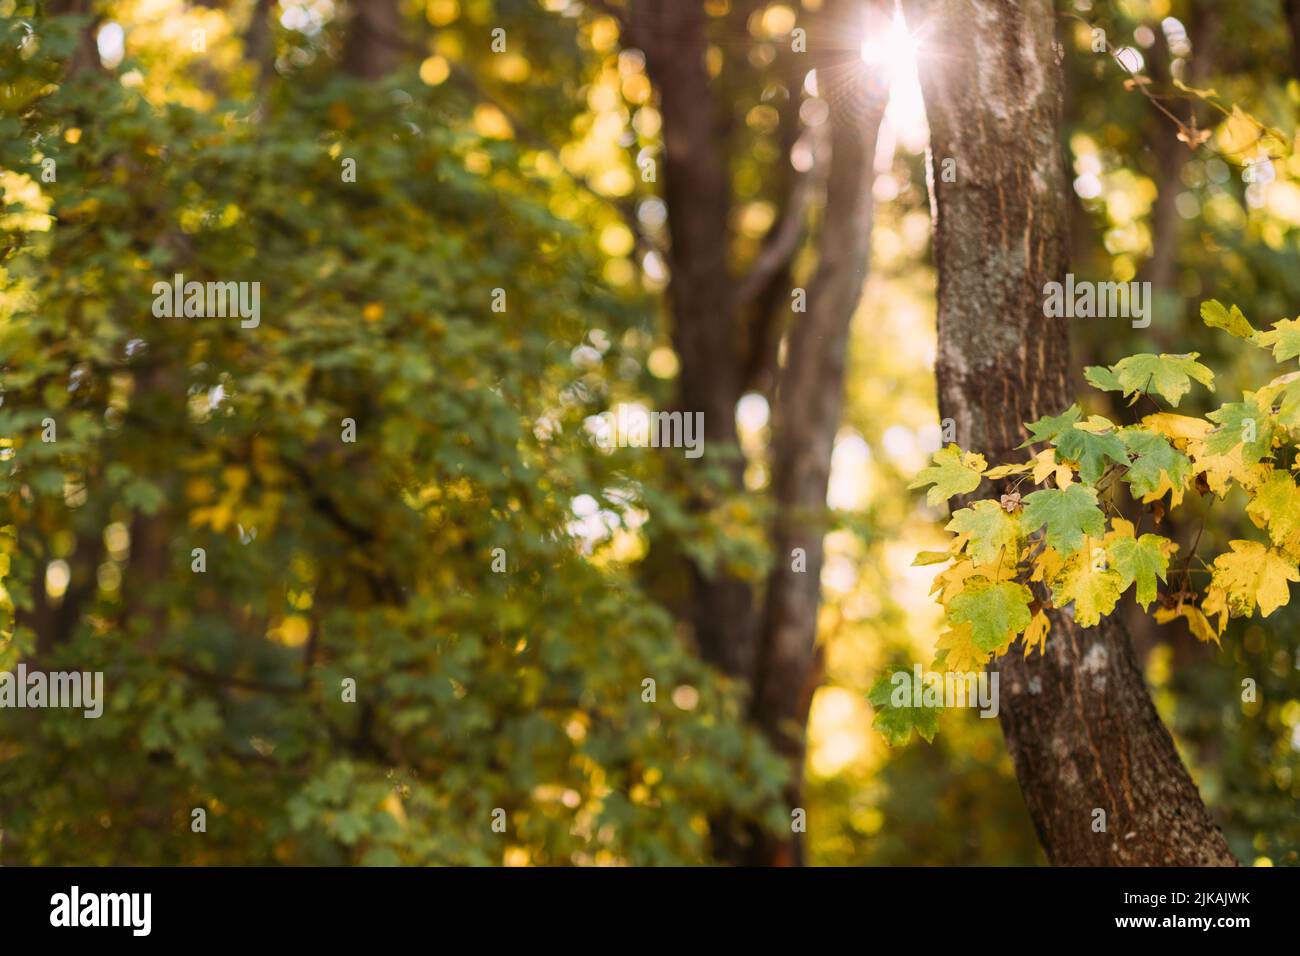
{"left": 861, "top": 11, "right": 928, "bottom": 150}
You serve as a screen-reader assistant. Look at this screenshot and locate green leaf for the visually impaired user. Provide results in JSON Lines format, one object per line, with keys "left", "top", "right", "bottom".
{"left": 908, "top": 444, "right": 986, "bottom": 506}
{"left": 1206, "top": 398, "right": 1275, "bottom": 465}
{"left": 948, "top": 580, "right": 1033, "bottom": 650}
{"left": 1256, "top": 318, "right": 1300, "bottom": 363}
{"left": 1121, "top": 429, "right": 1192, "bottom": 500}
{"left": 868, "top": 673, "right": 940, "bottom": 746}
{"left": 1200, "top": 299, "right": 1256, "bottom": 339}
{"left": 945, "top": 500, "right": 1021, "bottom": 566}
{"left": 1084, "top": 353, "right": 1215, "bottom": 406}
{"left": 1020, "top": 484, "right": 1106, "bottom": 554}
{"left": 1083, "top": 365, "right": 1123, "bottom": 393}
{"left": 1021, "top": 404, "right": 1082, "bottom": 447}
{"left": 1053, "top": 419, "right": 1128, "bottom": 484}
{"left": 1108, "top": 533, "right": 1174, "bottom": 610}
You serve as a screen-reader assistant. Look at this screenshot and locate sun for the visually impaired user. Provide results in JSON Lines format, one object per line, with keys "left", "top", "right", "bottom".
{"left": 861, "top": 10, "right": 928, "bottom": 149}
{"left": 860, "top": 10, "right": 919, "bottom": 81}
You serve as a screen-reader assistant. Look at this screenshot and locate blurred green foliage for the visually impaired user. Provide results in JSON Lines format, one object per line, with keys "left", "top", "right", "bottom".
{"left": 0, "top": 7, "right": 786, "bottom": 865}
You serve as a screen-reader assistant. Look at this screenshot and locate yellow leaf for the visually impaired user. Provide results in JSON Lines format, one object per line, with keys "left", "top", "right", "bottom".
{"left": 1075, "top": 415, "right": 1119, "bottom": 434}
{"left": 1173, "top": 77, "right": 1219, "bottom": 98}
{"left": 1031, "top": 449, "right": 1056, "bottom": 484}
{"left": 912, "top": 550, "right": 955, "bottom": 566}
{"left": 934, "top": 622, "right": 990, "bottom": 672}
{"left": 1021, "top": 610, "right": 1050, "bottom": 656}
{"left": 1138, "top": 469, "right": 1189, "bottom": 509}
{"left": 932, "top": 560, "right": 1017, "bottom": 603}
{"left": 1187, "top": 435, "right": 1252, "bottom": 497}
{"left": 1256, "top": 370, "right": 1300, "bottom": 408}
{"left": 1245, "top": 468, "right": 1300, "bottom": 547}
{"left": 984, "top": 459, "right": 1034, "bottom": 480}
{"left": 1049, "top": 544, "right": 1124, "bottom": 627}
{"left": 1155, "top": 604, "right": 1220, "bottom": 644}
{"left": 1031, "top": 448, "right": 1074, "bottom": 487}
{"left": 1029, "top": 545, "right": 1065, "bottom": 583}
{"left": 1140, "top": 412, "right": 1211, "bottom": 446}
{"left": 1200, "top": 586, "right": 1230, "bottom": 638}
{"left": 1105, "top": 517, "right": 1137, "bottom": 541}
{"left": 1208, "top": 540, "right": 1300, "bottom": 618}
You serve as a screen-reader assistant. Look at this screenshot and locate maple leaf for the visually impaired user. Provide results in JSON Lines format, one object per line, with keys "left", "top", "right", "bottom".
{"left": 983, "top": 459, "right": 1035, "bottom": 480}
{"left": 1031, "top": 448, "right": 1075, "bottom": 487}
{"left": 1121, "top": 428, "right": 1192, "bottom": 506}
{"left": 1020, "top": 484, "right": 1106, "bottom": 554}
{"left": 1029, "top": 544, "right": 1065, "bottom": 583}
{"left": 1187, "top": 432, "right": 1253, "bottom": 497}
{"left": 1084, "top": 353, "right": 1215, "bottom": 406}
{"left": 1270, "top": 376, "right": 1300, "bottom": 428}
{"left": 1245, "top": 469, "right": 1300, "bottom": 548}
{"left": 1105, "top": 519, "right": 1176, "bottom": 610}
{"left": 1050, "top": 547, "right": 1124, "bottom": 627}
{"left": 912, "top": 550, "right": 956, "bottom": 566}
{"left": 1154, "top": 604, "right": 1220, "bottom": 644}
{"left": 931, "top": 559, "right": 1018, "bottom": 603}
{"left": 1199, "top": 299, "right": 1256, "bottom": 340}
{"left": 1199, "top": 585, "right": 1231, "bottom": 638}
{"left": 1053, "top": 417, "right": 1128, "bottom": 484}
{"left": 1140, "top": 412, "right": 1212, "bottom": 446}
{"left": 1256, "top": 370, "right": 1300, "bottom": 419}
{"left": 1020, "top": 610, "right": 1051, "bottom": 656}
{"left": 933, "top": 622, "right": 991, "bottom": 673}
{"left": 1021, "top": 404, "right": 1083, "bottom": 447}
{"left": 946, "top": 500, "right": 1022, "bottom": 567}
{"left": 1208, "top": 540, "right": 1300, "bottom": 618}
{"left": 1205, "top": 396, "right": 1276, "bottom": 465}
{"left": 1021, "top": 406, "right": 1121, "bottom": 481}
{"left": 1256, "top": 317, "right": 1300, "bottom": 363}
{"left": 868, "top": 673, "right": 940, "bottom": 746}
{"left": 908, "top": 444, "right": 986, "bottom": 506}
{"left": 948, "top": 579, "right": 1033, "bottom": 650}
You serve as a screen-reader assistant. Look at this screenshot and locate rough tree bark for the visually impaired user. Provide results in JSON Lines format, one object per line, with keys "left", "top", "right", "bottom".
{"left": 903, "top": 0, "right": 1237, "bottom": 865}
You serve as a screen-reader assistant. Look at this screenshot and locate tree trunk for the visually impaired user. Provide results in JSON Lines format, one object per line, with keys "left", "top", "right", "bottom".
{"left": 1284, "top": 0, "right": 1300, "bottom": 82}
{"left": 342, "top": 0, "right": 403, "bottom": 79}
{"left": 749, "top": 4, "right": 887, "bottom": 865}
{"left": 48, "top": 0, "right": 102, "bottom": 76}
{"left": 1138, "top": 1, "right": 1217, "bottom": 344}
{"left": 904, "top": 0, "right": 1236, "bottom": 866}
{"left": 634, "top": 0, "right": 756, "bottom": 682}
{"left": 631, "top": 0, "right": 890, "bottom": 863}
